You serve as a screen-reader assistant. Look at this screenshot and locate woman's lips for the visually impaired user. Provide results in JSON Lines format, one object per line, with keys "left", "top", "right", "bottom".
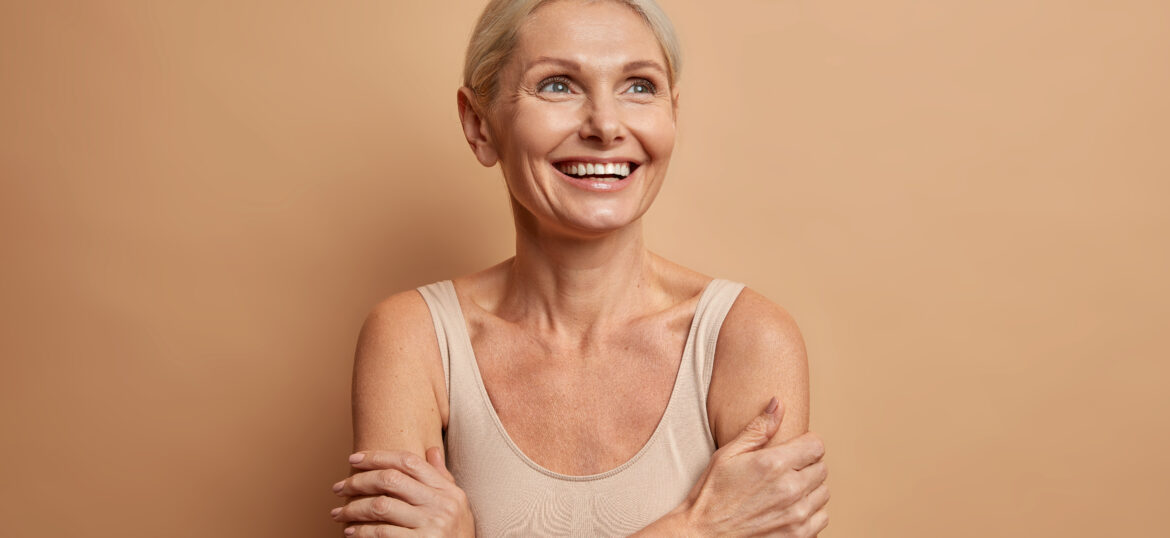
{"left": 551, "top": 161, "right": 638, "bottom": 192}
{"left": 557, "top": 161, "right": 632, "bottom": 178}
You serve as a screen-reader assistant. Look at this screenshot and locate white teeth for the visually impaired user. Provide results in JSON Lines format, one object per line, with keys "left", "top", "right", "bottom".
{"left": 557, "top": 161, "right": 635, "bottom": 179}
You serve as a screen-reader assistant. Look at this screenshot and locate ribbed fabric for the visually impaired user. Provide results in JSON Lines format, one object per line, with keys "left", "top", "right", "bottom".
{"left": 416, "top": 278, "right": 746, "bottom": 537}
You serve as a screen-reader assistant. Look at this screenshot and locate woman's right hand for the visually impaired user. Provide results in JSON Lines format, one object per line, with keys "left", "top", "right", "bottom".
{"left": 330, "top": 447, "right": 475, "bottom": 537}
{"left": 673, "top": 397, "right": 830, "bottom": 537}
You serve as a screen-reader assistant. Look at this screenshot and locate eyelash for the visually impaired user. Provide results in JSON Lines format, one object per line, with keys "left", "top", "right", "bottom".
{"left": 535, "top": 76, "right": 659, "bottom": 95}
{"left": 626, "top": 78, "right": 657, "bottom": 95}
{"left": 537, "top": 76, "right": 573, "bottom": 93}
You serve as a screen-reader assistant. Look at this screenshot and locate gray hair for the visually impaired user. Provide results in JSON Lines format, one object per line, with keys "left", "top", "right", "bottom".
{"left": 463, "top": 0, "right": 682, "bottom": 105}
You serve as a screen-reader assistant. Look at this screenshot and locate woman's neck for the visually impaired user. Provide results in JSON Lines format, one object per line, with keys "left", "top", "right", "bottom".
{"left": 500, "top": 217, "right": 662, "bottom": 338}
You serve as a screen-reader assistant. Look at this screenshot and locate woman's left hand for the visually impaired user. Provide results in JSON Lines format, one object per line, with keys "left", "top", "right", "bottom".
{"left": 330, "top": 447, "right": 475, "bottom": 537}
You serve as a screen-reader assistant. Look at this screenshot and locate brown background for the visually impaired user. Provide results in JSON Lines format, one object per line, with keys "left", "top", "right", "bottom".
{"left": 2, "top": 0, "right": 1167, "bottom": 536}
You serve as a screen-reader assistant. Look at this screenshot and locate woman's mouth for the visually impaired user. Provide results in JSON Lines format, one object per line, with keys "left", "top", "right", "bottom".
{"left": 551, "top": 160, "right": 640, "bottom": 192}
{"left": 555, "top": 161, "right": 635, "bottom": 182}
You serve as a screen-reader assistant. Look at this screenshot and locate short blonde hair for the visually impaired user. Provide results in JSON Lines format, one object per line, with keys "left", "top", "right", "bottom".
{"left": 463, "top": 0, "right": 682, "bottom": 105}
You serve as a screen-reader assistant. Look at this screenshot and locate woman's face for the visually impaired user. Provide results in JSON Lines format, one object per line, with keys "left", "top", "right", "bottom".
{"left": 474, "top": 0, "right": 678, "bottom": 237}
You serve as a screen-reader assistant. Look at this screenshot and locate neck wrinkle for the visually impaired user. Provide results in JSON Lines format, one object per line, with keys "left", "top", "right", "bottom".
{"left": 502, "top": 217, "right": 660, "bottom": 341}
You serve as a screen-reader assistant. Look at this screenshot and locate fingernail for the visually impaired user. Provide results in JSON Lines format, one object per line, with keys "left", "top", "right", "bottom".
{"left": 765, "top": 397, "right": 778, "bottom": 415}
{"left": 348, "top": 453, "right": 364, "bottom": 464}
{"left": 330, "top": 507, "right": 341, "bottom": 518}
{"left": 344, "top": 527, "right": 356, "bottom": 536}
{"left": 331, "top": 480, "right": 344, "bottom": 493}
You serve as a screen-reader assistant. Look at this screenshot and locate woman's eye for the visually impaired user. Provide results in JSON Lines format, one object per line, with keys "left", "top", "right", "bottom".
{"left": 538, "top": 79, "right": 571, "bottom": 93}
{"left": 626, "top": 80, "right": 657, "bottom": 94}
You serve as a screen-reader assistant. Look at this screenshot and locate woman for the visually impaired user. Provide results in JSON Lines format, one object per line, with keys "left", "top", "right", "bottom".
{"left": 330, "top": 0, "right": 830, "bottom": 535}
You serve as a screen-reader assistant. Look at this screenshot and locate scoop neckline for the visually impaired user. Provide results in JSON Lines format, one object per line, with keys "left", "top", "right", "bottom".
{"left": 444, "top": 278, "right": 718, "bottom": 482}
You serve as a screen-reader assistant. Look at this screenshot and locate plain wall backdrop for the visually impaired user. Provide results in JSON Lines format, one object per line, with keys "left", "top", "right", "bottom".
{"left": 2, "top": 1, "right": 1167, "bottom": 536}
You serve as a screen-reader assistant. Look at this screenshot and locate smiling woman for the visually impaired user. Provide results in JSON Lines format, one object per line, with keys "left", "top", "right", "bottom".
{"left": 330, "top": 1, "right": 829, "bottom": 536}
{"left": 458, "top": 0, "right": 681, "bottom": 235}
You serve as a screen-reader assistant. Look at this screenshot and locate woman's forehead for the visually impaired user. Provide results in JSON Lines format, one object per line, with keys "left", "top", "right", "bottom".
{"left": 512, "top": 0, "right": 667, "bottom": 72}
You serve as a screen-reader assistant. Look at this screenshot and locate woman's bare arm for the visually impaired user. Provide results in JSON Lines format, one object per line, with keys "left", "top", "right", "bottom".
{"left": 332, "top": 290, "right": 475, "bottom": 536}
{"left": 707, "top": 287, "right": 811, "bottom": 446}
{"left": 351, "top": 289, "right": 447, "bottom": 456}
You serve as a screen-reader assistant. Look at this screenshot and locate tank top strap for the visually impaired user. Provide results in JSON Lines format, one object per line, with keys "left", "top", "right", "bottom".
{"left": 690, "top": 278, "right": 747, "bottom": 414}
{"left": 416, "top": 280, "right": 464, "bottom": 405}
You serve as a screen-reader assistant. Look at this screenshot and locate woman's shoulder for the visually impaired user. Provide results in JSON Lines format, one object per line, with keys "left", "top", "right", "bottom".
{"left": 358, "top": 281, "right": 453, "bottom": 377}
{"left": 357, "top": 285, "right": 446, "bottom": 380}
{"left": 707, "top": 282, "right": 811, "bottom": 446}
{"left": 363, "top": 285, "right": 437, "bottom": 337}
{"left": 721, "top": 286, "right": 801, "bottom": 337}
{"left": 649, "top": 256, "right": 806, "bottom": 402}
{"left": 354, "top": 285, "right": 450, "bottom": 428}
{"left": 670, "top": 257, "right": 801, "bottom": 362}
{"left": 642, "top": 252, "right": 794, "bottom": 331}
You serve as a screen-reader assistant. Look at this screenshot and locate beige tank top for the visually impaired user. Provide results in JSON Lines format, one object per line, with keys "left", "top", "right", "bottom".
{"left": 417, "top": 278, "right": 746, "bottom": 537}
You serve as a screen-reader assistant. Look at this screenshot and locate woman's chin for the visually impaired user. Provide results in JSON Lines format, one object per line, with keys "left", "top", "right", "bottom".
{"left": 554, "top": 210, "right": 646, "bottom": 237}
{"left": 512, "top": 195, "right": 652, "bottom": 238}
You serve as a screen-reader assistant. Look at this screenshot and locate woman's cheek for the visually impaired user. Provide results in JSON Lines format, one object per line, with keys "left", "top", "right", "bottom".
{"left": 515, "top": 104, "right": 577, "bottom": 139}
{"left": 632, "top": 115, "right": 676, "bottom": 157}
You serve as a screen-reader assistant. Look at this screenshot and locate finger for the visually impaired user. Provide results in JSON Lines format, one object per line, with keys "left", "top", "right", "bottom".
{"left": 425, "top": 446, "right": 455, "bottom": 483}
{"left": 336, "top": 469, "right": 436, "bottom": 505}
{"left": 720, "top": 397, "right": 784, "bottom": 457}
{"left": 776, "top": 483, "right": 829, "bottom": 529}
{"left": 805, "top": 482, "right": 831, "bottom": 514}
{"left": 798, "top": 505, "right": 829, "bottom": 537}
{"left": 333, "top": 495, "right": 425, "bottom": 526}
{"left": 349, "top": 450, "right": 421, "bottom": 471}
{"left": 350, "top": 450, "right": 451, "bottom": 489}
{"left": 793, "top": 460, "right": 828, "bottom": 498}
{"left": 760, "top": 431, "right": 825, "bottom": 470}
{"left": 345, "top": 523, "right": 414, "bottom": 538}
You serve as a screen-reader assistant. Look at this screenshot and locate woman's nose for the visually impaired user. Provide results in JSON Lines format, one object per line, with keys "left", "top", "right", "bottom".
{"left": 579, "top": 96, "right": 624, "bottom": 145}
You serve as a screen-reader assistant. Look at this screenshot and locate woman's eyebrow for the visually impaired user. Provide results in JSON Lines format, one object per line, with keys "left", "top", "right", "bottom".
{"left": 526, "top": 56, "right": 581, "bottom": 72}
{"left": 525, "top": 56, "right": 667, "bottom": 77}
{"left": 622, "top": 60, "right": 667, "bottom": 76}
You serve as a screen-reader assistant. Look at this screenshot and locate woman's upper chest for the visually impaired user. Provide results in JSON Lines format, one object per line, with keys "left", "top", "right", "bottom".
{"left": 464, "top": 309, "right": 694, "bottom": 475}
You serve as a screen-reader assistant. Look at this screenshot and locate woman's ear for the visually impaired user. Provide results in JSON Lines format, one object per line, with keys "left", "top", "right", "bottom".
{"left": 457, "top": 87, "right": 499, "bottom": 167}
